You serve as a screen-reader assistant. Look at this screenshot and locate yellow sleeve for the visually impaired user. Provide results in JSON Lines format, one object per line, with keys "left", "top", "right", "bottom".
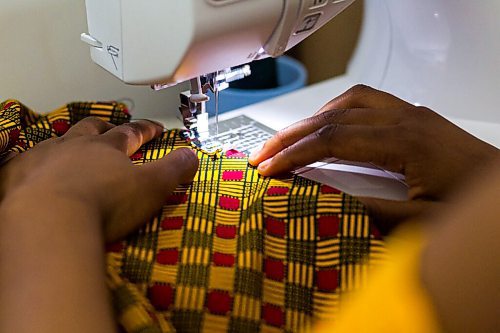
{"left": 315, "top": 226, "right": 442, "bottom": 333}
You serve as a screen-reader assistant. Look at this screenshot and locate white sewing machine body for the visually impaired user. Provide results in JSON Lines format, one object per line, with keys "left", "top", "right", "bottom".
{"left": 82, "top": 0, "right": 354, "bottom": 87}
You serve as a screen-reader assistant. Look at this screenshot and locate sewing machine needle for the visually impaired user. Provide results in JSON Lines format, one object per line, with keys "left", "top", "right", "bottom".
{"left": 215, "top": 87, "right": 220, "bottom": 136}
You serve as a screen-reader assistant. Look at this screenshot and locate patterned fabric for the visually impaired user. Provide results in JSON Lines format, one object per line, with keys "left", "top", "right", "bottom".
{"left": 0, "top": 100, "right": 387, "bottom": 333}
{"left": 0, "top": 99, "right": 130, "bottom": 159}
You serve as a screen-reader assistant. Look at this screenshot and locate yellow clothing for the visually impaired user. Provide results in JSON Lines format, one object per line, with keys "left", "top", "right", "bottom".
{"left": 316, "top": 226, "right": 442, "bottom": 333}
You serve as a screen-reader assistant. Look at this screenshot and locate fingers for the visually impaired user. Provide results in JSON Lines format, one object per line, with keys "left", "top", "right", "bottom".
{"left": 250, "top": 85, "right": 412, "bottom": 166}
{"left": 139, "top": 148, "right": 199, "bottom": 198}
{"left": 65, "top": 118, "right": 163, "bottom": 156}
{"left": 257, "top": 124, "right": 403, "bottom": 176}
{"left": 315, "top": 84, "right": 412, "bottom": 115}
{"left": 249, "top": 107, "right": 403, "bottom": 165}
{"left": 64, "top": 117, "right": 115, "bottom": 138}
{"left": 101, "top": 120, "right": 164, "bottom": 156}
{"left": 358, "top": 197, "right": 441, "bottom": 235}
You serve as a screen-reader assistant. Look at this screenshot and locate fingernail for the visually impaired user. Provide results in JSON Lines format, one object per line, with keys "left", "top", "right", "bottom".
{"left": 249, "top": 144, "right": 263, "bottom": 163}
{"left": 249, "top": 151, "right": 259, "bottom": 163}
{"left": 257, "top": 159, "right": 272, "bottom": 173}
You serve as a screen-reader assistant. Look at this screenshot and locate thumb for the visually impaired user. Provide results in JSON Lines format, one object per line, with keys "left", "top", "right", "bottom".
{"left": 358, "top": 197, "right": 441, "bottom": 235}
{"left": 140, "top": 148, "right": 199, "bottom": 195}
{"left": 105, "top": 148, "right": 198, "bottom": 242}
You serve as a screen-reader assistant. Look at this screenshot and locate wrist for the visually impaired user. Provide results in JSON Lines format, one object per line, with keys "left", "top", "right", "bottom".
{"left": 0, "top": 183, "right": 113, "bottom": 333}
{"left": 0, "top": 184, "right": 104, "bottom": 238}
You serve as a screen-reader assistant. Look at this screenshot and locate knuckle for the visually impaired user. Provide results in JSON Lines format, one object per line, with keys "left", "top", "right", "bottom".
{"left": 277, "top": 146, "right": 301, "bottom": 170}
{"left": 274, "top": 130, "right": 289, "bottom": 150}
{"left": 315, "top": 111, "right": 334, "bottom": 126}
{"left": 348, "top": 84, "right": 379, "bottom": 102}
{"left": 413, "top": 106, "right": 434, "bottom": 119}
{"left": 413, "top": 106, "right": 442, "bottom": 121}
{"left": 74, "top": 117, "right": 111, "bottom": 135}
{"left": 342, "top": 84, "right": 377, "bottom": 107}
{"left": 111, "top": 131, "right": 131, "bottom": 145}
{"left": 317, "top": 109, "right": 340, "bottom": 123}
{"left": 414, "top": 106, "right": 444, "bottom": 126}
{"left": 315, "top": 124, "right": 339, "bottom": 156}
{"left": 80, "top": 116, "right": 107, "bottom": 128}
{"left": 328, "top": 108, "right": 349, "bottom": 122}
{"left": 119, "top": 123, "right": 143, "bottom": 139}
{"left": 414, "top": 105, "right": 432, "bottom": 113}
{"left": 348, "top": 84, "right": 373, "bottom": 96}
{"left": 317, "top": 123, "right": 339, "bottom": 141}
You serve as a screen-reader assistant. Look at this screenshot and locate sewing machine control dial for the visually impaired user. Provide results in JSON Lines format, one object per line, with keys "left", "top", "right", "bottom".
{"left": 296, "top": 13, "right": 323, "bottom": 34}
{"left": 309, "top": 0, "right": 328, "bottom": 10}
{"left": 264, "top": 0, "right": 355, "bottom": 53}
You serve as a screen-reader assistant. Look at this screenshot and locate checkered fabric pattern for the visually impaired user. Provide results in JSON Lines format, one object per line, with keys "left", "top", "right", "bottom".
{"left": 0, "top": 100, "right": 387, "bottom": 333}
{"left": 0, "top": 99, "right": 130, "bottom": 158}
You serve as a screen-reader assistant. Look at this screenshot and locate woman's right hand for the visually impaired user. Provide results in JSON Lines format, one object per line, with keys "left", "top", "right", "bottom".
{"left": 249, "top": 85, "right": 499, "bottom": 228}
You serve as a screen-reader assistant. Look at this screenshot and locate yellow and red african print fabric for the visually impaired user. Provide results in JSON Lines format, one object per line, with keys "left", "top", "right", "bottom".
{"left": 0, "top": 100, "right": 386, "bottom": 333}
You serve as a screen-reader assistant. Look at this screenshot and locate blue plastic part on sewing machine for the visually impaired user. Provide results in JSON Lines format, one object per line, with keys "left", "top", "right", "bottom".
{"left": 206, "top": 56, "right": 307, "bottom": 114}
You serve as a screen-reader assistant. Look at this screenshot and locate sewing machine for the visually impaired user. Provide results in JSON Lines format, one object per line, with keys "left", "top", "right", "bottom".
{"left": 81, "top": 0, "right": 354, "bottom": 138}
{"left": 82, "top": 0, "right": 500, "bottom": 200}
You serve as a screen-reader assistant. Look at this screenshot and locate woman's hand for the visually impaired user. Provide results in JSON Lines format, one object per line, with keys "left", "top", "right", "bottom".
{"left": 0, "top": 117, "right": 199, "bottom": 333}
{"left": 249, "top": 85, "right": 498, "bottom": 227}
{"left": 0, "top": 117, "right": 199, "bottom": 241}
